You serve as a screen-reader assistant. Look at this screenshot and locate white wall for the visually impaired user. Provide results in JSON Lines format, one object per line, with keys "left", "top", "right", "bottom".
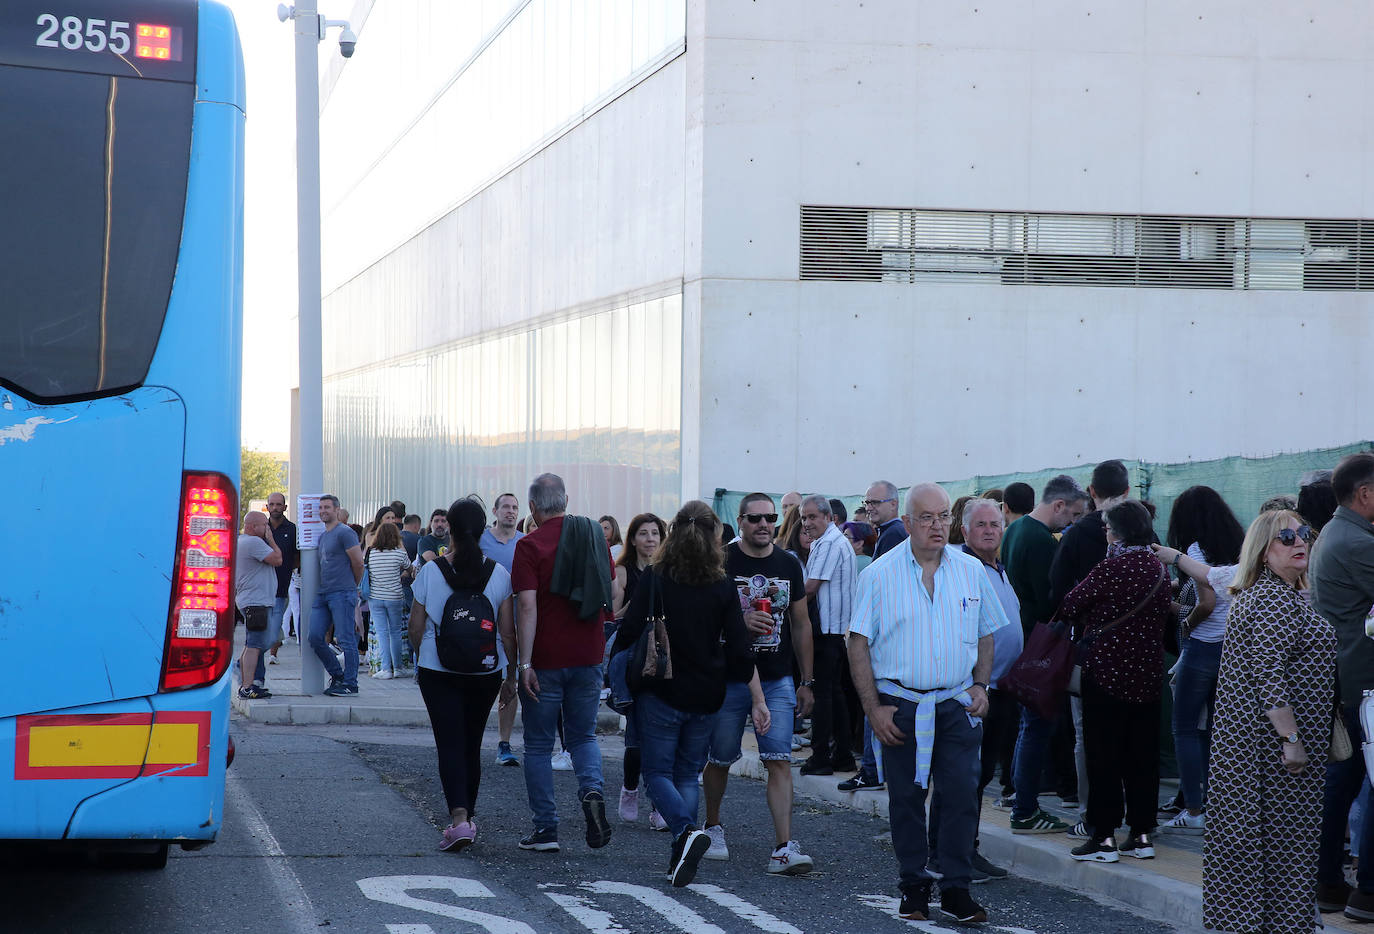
{"left": 684, "top": 0, "right": 1374, "bottom": 495}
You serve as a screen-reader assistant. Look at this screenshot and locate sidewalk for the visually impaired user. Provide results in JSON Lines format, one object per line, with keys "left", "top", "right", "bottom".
{"left": 232, "top": 635, "right": 1358, "bottom": 932}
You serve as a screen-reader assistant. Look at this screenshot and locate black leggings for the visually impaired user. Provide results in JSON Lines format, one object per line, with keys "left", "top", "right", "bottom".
{"left": 417, "top": 667, "right": 501, "bottom": 816}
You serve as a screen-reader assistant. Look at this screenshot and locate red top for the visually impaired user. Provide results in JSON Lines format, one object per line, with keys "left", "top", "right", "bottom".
{"left": 511, "top": 515, "right": 607, "bottom": 669}
{"left": 1059, "top": 547, "right": 1169, "bottom": 703}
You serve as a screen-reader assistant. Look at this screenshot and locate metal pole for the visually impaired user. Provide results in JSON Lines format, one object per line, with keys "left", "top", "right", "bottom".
{"left": 293, "top": 2, "right": 326, "bottom": 694}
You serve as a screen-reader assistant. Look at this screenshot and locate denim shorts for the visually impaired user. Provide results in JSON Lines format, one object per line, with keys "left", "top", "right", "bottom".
{"left": 243, "top": 608, "right": 276, "bottom": 651}
{"left": 708, "top": 677, "right": 796, "bottom": 764}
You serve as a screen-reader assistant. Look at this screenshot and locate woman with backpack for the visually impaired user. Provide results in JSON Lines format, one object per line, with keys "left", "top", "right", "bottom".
{"left": 610, "top": 500, "right": 765, "bottom": 887}
{"left": 365, "top": 521, "right": 413, "bottom": 679}
{"left": 409, "top": 497, "right": 518, "bottom": 852}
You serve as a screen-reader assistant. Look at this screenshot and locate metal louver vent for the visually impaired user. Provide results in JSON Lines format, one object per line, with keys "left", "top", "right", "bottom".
{"left": 799, "top": 206, "right": 1374, "bottom": 291}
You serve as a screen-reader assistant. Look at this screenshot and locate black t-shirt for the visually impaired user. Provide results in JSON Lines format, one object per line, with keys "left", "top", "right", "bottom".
{"left": 269, "top": 518, "right": 298, "bottom": 598}
{"left": 725, "top": 543, "right": 806, "bottom": 683}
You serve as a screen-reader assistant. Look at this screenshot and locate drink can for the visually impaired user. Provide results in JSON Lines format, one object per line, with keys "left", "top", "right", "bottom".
{"left": 753, "top": 597, "right": 771, "bottom": 615}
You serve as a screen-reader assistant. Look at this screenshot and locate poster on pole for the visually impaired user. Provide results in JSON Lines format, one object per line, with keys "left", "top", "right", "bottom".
{"left": 296, "top": 494, "right": 325, "bottom": 549}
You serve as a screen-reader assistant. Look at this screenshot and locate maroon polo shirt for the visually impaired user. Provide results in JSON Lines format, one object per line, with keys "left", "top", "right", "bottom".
{"left": 511, "top": 515, "right": 608, "bottom": 670}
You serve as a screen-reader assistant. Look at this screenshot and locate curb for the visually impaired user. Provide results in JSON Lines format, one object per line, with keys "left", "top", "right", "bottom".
{"left": 231, "top": 691, "right": 624, "bottom": 732}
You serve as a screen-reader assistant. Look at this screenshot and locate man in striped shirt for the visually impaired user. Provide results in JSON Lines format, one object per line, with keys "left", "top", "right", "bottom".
{"left": 848, "top": 483, "right": 1011, "bottom": 925}
{"left": 799, "top": 494, "right": 857, "bottom": 776}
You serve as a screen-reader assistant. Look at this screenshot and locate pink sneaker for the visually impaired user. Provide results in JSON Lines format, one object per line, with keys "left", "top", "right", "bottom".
{"left": 439, "top": 821, "right": 476, "bottom": 852}
{"left": 618, "top": 787, "right": 639, "bottom": 822}
{"left": 649, "top": 809, "right": 669, "bottom": 832}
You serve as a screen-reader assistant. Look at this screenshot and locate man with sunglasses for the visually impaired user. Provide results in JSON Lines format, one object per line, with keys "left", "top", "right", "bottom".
{"left": 1312, "top": 452, "right": 1374, "bottom": 920}
{"left": 867, "top": 480, "right": 908, "bottom": 559}
{"left": 700, "top": 493, "right": 818, "bottom": 875}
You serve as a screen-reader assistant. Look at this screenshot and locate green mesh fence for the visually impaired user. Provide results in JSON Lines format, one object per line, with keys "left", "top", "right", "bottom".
{"left": 712, "top": 441, "right": 1372, "bottom": 538}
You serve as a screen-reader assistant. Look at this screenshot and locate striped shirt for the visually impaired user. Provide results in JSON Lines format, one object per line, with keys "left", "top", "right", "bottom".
{"left": 806, "top": 521, "right": 857, "bottom": 635}
{"left": 365, "top": 547, "right": 412, "bottom": 601}
{"left": 849, "top": 542, "right": 1011, "bottom": 690}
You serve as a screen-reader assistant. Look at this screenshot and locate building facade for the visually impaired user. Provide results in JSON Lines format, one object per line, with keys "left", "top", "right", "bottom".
{"left": 319, "top": 0, "right": 1374, "bottom": 519}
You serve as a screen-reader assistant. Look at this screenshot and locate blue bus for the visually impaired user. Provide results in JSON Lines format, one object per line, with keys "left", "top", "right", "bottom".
{"left": 0, "top": 0, "right": 244, "bottom": 866}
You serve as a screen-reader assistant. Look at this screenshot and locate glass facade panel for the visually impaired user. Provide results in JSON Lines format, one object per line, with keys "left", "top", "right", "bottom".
{"left": 323, "top": 293, "right": 682, "bottom": 525}
{"left": 318, "top": 0, "right": 687, "bottom": 293}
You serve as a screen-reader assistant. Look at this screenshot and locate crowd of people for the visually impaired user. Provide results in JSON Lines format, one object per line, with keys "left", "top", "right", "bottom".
{"left": 230, "top": 453, "right": 1374, "bottom": 930}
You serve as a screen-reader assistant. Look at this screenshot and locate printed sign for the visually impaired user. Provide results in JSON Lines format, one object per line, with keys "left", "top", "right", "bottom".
{"left": 297, "top": 494, "right": 324, "bottom": 550}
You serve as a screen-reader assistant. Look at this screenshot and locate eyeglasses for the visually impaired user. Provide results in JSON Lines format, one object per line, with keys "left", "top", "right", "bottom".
{"left": 741, "top": 512, "right": 779, "bottom": 524}
{"left": 1273, "top": 525, "right": 1314, "bottom": 547}
{"left": 861, "top": 498, "right": 895, "bottom": 508}
{"left": 912, "top": 511, "right": 953, "bottom": 527}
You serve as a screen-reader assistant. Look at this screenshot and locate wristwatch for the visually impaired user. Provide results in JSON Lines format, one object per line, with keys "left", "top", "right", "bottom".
{"left": 798, "top": 679, "right": 816, "bottom": 688}
{"left": 517, "top": 662, "right": 532, "bottom": 673}
{"left": 1282, "top": 731, "right": 1300, "bottom": 744}
{"left": 972, "top": 681, "right": 989, "bottom": 692}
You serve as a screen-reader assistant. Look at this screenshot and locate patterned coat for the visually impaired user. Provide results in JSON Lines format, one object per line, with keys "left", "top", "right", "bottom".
{"left": 1202, "top": 569, "right": 1337, "bottom": 933}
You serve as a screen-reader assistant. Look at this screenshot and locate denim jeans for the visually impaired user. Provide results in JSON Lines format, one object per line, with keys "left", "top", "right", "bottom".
{"left": 254, "top": 595, "right": 289, "bottom": 685}
{"left": 1171, "top": 637, "right": 1221, "bottom": 810}
{"left": 308, "top": 590, "right": 359, "bottom": 689}
{"left": 1319, "top": 703, "right": 1374, "bottom": 891}
{"left": 1012, "top": 704, "right": 1057, "bottom": 821}
{"left": 637, "top": 691, "right": 714, "bottom": 838}
{"left": 860, "top": 718, "right": 879, "bottom": 778}
{"left": 369, "top": 598, "right": 407, "bottom": 674}
{"left": 520, "top": 664, "right": 604, "bottom": 831}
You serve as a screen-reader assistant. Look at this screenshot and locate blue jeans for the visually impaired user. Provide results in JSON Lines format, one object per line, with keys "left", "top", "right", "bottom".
{"left": 1171, "top": 637, "right": 1221, "bottom": 811}
{"left": 1012, "top": 704, "right": 1056, "bottom": 821}
{"left": 520, "top": 664, "right": 604, "bottom": 831}
{"left": 1319, "top": 703, "right": 1374, "bottom": 890}
{"left": 370, "top": 598, "right": 407, "bottom": 674}
{"left": 253, "top": 596, "right": 289, "bottom": 685}
{"left": 861, "top": 718, "right": 878, "bottom": 777}
{"left": 308, "top": 590, "right": 359, "bottom": 689}
{"left": 638, "top": 691, "right": 714, "bottom": 838}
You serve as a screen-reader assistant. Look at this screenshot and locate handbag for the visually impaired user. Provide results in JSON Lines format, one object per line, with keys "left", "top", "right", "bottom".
{"left": 1001, "top": 620, "right": 1077, "bottom": 721}
{"left": 1067, "top": 563, "right": 1168, "bottom": 696}
{"left": 627, "top": 571, "right": 672, "bottom": 692}
{"left": 359, "top": 549, "right": 372, "bottom": 599}
{"left": 1332, "top": 710, "right": 1354, "bottom": 762}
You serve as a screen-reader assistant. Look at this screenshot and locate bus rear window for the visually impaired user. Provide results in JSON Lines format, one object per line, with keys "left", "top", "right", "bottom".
{"left": 0, "top": 65, "right": 192, "bottom": 401}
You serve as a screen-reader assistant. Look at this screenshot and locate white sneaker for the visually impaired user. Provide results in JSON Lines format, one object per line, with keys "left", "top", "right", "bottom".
{"left": 649, "top": 809, "right": 669, "bottom": 832}
{"left": 373, "top": 670, "right": 394, "bottom": 680}
{"left": 618, "top": 787, "right": 639, "bottom": 822}
{"left": 551, "top": 750, "right": 573, "bottom": 772}
{"left": 703, "top": 824, "right": 729, "bottom": 861}
{"left": 1158, "top": 811, "right": 1205, "bottom": 835}
{"left": 267, "top": 654, "right": 279, "bottom": 665}
{"left": 768, "top": 840, "right": 814, "bottom": 875}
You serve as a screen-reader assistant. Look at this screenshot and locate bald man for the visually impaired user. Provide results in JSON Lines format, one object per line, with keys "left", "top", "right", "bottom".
{"left": 236, "top": 510, "right": 283, "bottom": 699}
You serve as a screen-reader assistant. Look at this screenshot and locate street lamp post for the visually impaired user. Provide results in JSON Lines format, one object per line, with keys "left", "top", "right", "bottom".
{"left": 278, "top": 2, "right": 355, "bottom": 694}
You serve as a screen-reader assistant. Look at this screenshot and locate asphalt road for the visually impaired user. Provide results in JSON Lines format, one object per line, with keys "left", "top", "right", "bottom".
{"left": 0, "top": 719, "right": 1185, "bottom": 934}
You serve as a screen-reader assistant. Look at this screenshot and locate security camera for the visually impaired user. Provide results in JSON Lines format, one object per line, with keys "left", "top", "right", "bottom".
{"left": 338, "top": 26, "right": 357, "bottom": 58}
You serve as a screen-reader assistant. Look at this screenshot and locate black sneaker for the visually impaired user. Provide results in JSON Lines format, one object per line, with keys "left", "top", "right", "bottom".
{"left": 799, "top": 759, "right": 833, "bottom": 776}
{"left": 1070, "top": 838, "right": 1119, "bottom": 863}
{"left": 322, "top": 678, "right": 350, "bottom": 697}
{"left": 939, "top": 887, "right": 988, "bottom": 923}
{"left": 837, "top": 772, "right": 883, "bottom": 792}
{"left": 971, "top": 849, "right": 1008, "bottom": 881}
{"left": 668, "top": 829, "right": 710, "bottom": 887}
{"left": 1346, "top": 888, "right": 1374, "bottom": 921}
{"left": 1318, "top": 880, "right": 1353, "bottom": 913}
{"left": 237, "top": 684, "right": 272, "bottom": 699}
{"left": 1119, "top": 833, "right": 1155, "bottom": 859}
{"left": 898, "top": 882, "right": 932, "bottom": 921}
{"left": 581, "top": 790, "right": 612, "bottom": 849}
{"left": 517, "top": 828, "right": 560, "bottom": 852}
{"left": 832, "top": 757, "right": 859, "bottom": 773}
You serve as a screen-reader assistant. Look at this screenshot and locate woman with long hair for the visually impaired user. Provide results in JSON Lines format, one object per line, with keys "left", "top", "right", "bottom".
{"left": 611, "top": 512, "right": 668, "bottom": 825}
{"left": 364, "top": 506, "right": 397, "bottom": 548}
{"left": 774, "top": 503, "right": 802, "bottom": 548}
{"left": 365, "top": 522, "right": 412, "bottom": 679}
{"left": 600, "top": 515, "right": 624, "bottom": 562}
{"left": 408, "top": 497, "right": 518, "bottom": 852}
{"left": 1200, "top": 509, "right": 1334, "bottom": 933}
{"left": 610, "top": 501, "right": 764, "bottom": 887}
{"left": 1155, "top": 485, "right": 1245, "bottom": 832}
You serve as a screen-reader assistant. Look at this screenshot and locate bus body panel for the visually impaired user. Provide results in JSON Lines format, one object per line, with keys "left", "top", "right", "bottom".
{"left": 0, "top": 387, "right": 186, "bottom": 720}
{"left": 0, "top": 1, "right": 243, "bottom": 844}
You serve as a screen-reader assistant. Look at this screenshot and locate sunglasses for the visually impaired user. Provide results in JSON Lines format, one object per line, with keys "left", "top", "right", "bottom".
{"left": 1274, "top": 525, "right": 1314, "bottom": 547}
{"left": 741, "top": 512, "right": 779, "bottom": 525}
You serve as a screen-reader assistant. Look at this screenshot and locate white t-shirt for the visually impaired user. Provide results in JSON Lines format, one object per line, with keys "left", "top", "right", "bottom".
{"left": 1187, "top": 542, "right": 1236, "bottom": 644}
{"left": 410, "top": 558, "right": 513, "bottom": 673}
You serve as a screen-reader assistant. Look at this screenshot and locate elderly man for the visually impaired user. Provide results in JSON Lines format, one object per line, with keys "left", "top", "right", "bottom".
{"left": 849, "top": 483, "right": 1011, "bottom": 924}
{"left": 866, "top": 480, "right": 908, "bottom": 559}
{"left": 928, "top": 499, "right": 1024, "bottom": 882}
{"left": 236, "top": 510, "right": 283, "bottom": 699}
{"left": 800, "top": 494, "right": 857, "bottom": 776}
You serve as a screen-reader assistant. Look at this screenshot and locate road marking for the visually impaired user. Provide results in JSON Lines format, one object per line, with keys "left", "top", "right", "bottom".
{"left": 385, "top": 927, "right": 438, "bottom": 933}
{"left": 580, "top": 881, "right": 727, "bottom": 934}
{"left": 224, "top": 770, "right": 320, "bottom": 934}
{"left": 686, "top": 883, "right": 804, "bottom": 933}
{"left": 357, "top": 876, "right": 536, "bottom": 934}
{"left": 544, "top": 891, "right": 633, "bottom": 933}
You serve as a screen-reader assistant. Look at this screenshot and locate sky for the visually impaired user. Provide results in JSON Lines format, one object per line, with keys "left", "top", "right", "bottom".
{"left": 231, "top": 0, "right": 346, "bottom": 454}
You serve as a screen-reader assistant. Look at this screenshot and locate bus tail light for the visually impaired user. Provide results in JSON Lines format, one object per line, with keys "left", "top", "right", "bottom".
{"left": 160, "top": 472, "right": 237, "bottom": 692}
